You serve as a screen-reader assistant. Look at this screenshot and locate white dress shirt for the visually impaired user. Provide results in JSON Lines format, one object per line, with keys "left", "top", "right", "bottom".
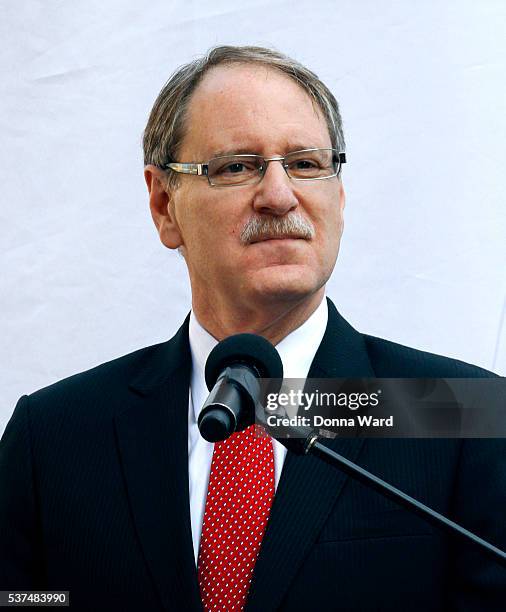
{"left": 187, "top": 298, "right": 329, "bottom": 563}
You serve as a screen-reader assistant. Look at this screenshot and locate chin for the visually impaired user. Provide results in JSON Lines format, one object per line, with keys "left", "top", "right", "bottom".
{"left": 247, "top": 266, "right": 324, "bottom": 303}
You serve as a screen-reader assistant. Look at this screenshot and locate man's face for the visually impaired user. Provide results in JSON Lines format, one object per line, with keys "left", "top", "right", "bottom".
{"left": 157, "top": 64, "right": 345, "bottom": 314}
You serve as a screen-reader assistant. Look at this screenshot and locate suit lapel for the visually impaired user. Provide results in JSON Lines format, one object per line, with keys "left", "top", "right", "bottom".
{"left": 246, "top": 299, "right": 376, "bottom": 612}
{"left": 114, "top": 318, "right": 202, "bottom": 612}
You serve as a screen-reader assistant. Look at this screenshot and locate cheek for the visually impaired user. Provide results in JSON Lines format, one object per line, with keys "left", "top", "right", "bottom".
{"left": 179, "top": 205, "right": 245, "bottom": 264}
{"left": 195, "top": 205, "right": 250, "bottom": 247}
{"left": 312, "top": 198, "right": 342, "bottom": 240}
{"left": 314, "top": 209, "right": 343, "bottom": 268}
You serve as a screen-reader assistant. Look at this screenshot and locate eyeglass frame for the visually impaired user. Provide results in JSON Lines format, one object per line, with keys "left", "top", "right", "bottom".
{"left": 160, "top": 148, "right": 346, "bottom": 187}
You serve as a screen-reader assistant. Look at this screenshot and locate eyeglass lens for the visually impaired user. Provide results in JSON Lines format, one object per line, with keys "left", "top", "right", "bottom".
{"left": 207, "top": 149, "right": 339, "bottom": 186}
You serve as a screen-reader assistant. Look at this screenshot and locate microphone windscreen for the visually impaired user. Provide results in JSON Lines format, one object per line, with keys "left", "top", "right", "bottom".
{"left": 205, "top": 333, "right": 283, "bottom": 390}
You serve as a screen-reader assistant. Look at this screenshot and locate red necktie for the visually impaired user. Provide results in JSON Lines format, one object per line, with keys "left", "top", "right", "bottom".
{"left": 198, "top": 424, "right": 275, "bottom": 611}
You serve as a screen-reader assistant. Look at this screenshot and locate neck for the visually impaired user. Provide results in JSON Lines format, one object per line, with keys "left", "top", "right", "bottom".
{"left": 192, "top": 289, "right": 325, "bottom": 345}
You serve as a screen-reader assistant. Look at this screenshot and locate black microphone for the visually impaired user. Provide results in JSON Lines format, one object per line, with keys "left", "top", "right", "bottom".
{"left": 198, "top": 333, "right": 284, "bottom": 442}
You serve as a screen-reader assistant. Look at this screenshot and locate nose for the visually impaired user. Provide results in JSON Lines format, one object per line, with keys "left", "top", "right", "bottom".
{"left": 252, "top": 159, "right": 299, "bottom": 216}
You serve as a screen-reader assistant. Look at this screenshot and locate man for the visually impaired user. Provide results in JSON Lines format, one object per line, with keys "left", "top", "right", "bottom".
{"left": 1, "top": 46, "right": 504, "bottom": 611}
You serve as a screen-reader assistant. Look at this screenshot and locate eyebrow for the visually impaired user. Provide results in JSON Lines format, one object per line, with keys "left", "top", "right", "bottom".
{"left": 209, "top": 148, "right": 261, "bottom": 158}
{"left": 208, "top": 144, "right": 325, "bottom": 159}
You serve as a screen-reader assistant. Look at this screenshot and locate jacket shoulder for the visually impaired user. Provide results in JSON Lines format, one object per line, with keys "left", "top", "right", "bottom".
{"left": 17, "top": 315, "right": 191, "bottom": 429}
{"left": 24, "top": 342, "right": 169, "bottom": 424}
{"left": 363, "top": 334, "right": 496, "bottom": 378}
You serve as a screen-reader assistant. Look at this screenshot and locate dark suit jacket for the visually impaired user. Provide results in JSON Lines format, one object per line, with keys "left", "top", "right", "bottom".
{"left": 1, "top": 299, "right": 504, "bottom": 611}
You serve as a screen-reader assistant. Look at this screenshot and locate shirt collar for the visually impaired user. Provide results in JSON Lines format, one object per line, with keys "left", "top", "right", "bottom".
{"left": 189, "top": 297, "right": 328, "bottom": 424}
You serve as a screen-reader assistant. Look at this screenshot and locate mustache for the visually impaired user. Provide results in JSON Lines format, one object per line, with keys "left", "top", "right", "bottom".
{"left": 240, "top": 213, "right": 315, "bottom": 245}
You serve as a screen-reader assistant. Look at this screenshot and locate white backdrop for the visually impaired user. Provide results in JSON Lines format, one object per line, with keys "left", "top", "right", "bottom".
{"left": 1, "top": 0, "right": 505, "bottom": 433}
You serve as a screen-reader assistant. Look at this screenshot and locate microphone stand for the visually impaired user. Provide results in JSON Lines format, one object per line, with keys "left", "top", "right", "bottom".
{"left": 271, "top": 424, "right": 506, "bottom": 568}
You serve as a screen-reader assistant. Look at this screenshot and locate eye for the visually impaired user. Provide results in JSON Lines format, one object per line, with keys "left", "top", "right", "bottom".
{"left": 224, "top": 162, "right": 248, "bottom": 174}
{"left": 292, "top": 159, "right": 320, "bottom": 170}
{"left": 214, "top": 160, "right": 258, "bottom": 175}
{"left": 287, "top": 157, "right": 323, "bottom": 172}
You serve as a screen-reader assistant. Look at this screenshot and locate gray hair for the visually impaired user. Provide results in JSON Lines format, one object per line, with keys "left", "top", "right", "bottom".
{"left": 142, "top": 45, "right": 345, "bottom": 186}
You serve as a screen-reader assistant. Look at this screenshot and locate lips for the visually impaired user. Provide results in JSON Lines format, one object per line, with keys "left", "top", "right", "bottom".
{"left": 250, "top": 234, "right": 308, "bottom": 244}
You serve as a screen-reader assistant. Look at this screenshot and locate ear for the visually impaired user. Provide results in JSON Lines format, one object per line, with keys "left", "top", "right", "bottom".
{"left": 337, "top": 179, "right": 346, "bottom": 239}
{"left": 144, "top": 165, "right": 183, "bottom": 250}
{"left": 338, "top": 180, "right": 346, "bottom": 213}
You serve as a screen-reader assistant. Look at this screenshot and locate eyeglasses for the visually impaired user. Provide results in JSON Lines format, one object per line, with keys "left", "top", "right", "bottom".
{"left": 162, "top": 148, "right": 346, "bottom": 187}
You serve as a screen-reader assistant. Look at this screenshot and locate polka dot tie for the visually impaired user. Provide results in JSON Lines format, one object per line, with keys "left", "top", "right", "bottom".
{"left": 198, "top": 424, "right": 275, "bottom": 611}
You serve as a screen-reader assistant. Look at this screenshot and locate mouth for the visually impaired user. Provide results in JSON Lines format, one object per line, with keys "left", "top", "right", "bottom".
{"left": 249, "top": 234, "right": 308, "bottom": 245}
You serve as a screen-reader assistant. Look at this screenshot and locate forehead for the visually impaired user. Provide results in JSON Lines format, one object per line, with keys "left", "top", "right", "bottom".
{"left": 180, "top": 63, "right": 331, "bottom": 158}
